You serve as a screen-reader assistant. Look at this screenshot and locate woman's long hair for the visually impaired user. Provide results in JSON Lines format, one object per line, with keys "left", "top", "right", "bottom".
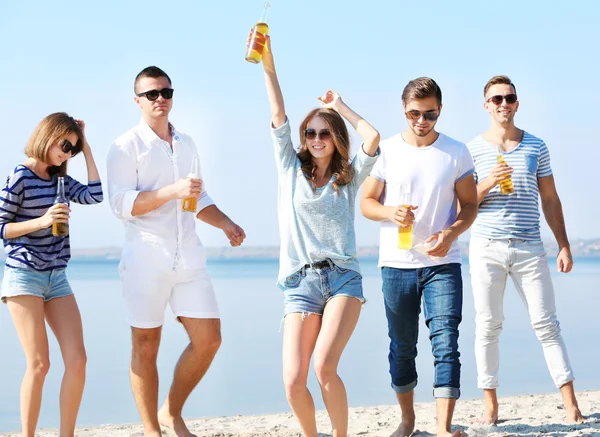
{"left": 297, "top": 108, "right": 354, "bottom": 194}
{"left": 24, "top": 113, "right": 83, "bottom": 177}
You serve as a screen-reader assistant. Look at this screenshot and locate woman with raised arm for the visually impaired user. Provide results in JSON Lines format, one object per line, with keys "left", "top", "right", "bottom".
{"left": 0, "top": 113, "right": 103, "bottom": 437}
{"left": 257, "top": 34, "right": 380, "bottom": 437}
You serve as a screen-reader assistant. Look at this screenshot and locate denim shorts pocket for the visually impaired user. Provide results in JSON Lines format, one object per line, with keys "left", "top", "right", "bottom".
{"left": 283, "top": 271, "right": 303, "bottom": 288}
{"left": 525, "top": 154, "right": 538, "bottom": 174}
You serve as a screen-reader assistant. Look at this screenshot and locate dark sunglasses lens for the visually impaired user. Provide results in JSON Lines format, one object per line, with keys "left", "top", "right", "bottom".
{"left": 61, "top": 140, "right": 72, "bottom": 153}
{"left": 160, "top": 88, "right": 174, "bottom": 99}
{"left": 319, "top": 130, "right": 331, "bottom": 140}
{"left": 145, "top": 90, "right": 159, "bottom": 101}
{"left": 491, "top": 95, "right": 504, "bottom": 105}
{"left": 304, "top": 129, "right": 316, "bottom": 140}
{"left": 505, "top": 94, "right": 517, "bottom": 104}
{"left": 406, "top": 110, "right": 420, "bottom": 120}
{"left": 423, "top": 112, "right": 439, "bottom": 122}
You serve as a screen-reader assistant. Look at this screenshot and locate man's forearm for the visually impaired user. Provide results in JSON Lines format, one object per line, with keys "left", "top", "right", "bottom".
{"left": 131, "top": 186, "right": 175, "bottom": 217}
{"left": 361, "top": 199, "right": 390, "bottom": 222}
{"left": 447, "top": 202, "right": 478, "bottom": 239}
{"left": 543, "top": 197, "right": 570, "bottom": 249}
{"left": 196, "top": 204, "right": 231, "bottom": 229}
{"left": 476, "top": 180, "right": 494, "bottom": 205}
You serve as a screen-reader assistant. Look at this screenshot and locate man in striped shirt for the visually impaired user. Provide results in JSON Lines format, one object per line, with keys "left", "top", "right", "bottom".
{"left": 467, "top": 75, "right": 583, "bottom": 424}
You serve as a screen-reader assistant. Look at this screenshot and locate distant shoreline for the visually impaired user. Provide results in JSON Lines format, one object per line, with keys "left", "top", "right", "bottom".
{"left": 2, "top": 239, "right": 600, "bottom": 262}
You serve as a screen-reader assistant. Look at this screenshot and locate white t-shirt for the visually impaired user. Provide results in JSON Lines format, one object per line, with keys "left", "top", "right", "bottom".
{"left": 370, "top": 132, "right": 474, "bottom": 268}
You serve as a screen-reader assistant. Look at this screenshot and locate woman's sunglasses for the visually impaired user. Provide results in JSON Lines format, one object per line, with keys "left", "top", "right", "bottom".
{"left": 405, "top": 110, "right": 439, "bottom": 122}
{"left": 487, "top": 94, "right": 518, "bottom": 105}
{"left": 304, "top": 129, "right": 331, "bottom": 141}
{"left": 136, "top": 88, "right": 175, "bottom": 101}
{"left": 61, "top": 139, "right": 81, "bottom": 156}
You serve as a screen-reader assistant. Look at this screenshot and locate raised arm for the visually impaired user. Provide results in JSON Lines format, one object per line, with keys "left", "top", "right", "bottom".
{"left": 318, "top": 91, "right": 380, "bottom": 157}
{"left": 74, "top": 120, "right": 101, "bottom": 184}
{"left": 260, "top": 35, "right": 286, "bottom": 128}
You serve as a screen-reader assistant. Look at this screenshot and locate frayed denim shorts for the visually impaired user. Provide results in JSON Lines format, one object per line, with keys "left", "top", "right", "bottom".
{"left": 1, "top": 267, "right": 73, "bottom": 303}
{"left": 282, "top": 260, "right": 365, "bottom": 317}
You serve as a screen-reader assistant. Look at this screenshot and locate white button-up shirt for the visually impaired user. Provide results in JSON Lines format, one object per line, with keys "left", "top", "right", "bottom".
{"left": 107, "top": 119, "right": 214, "bottom": 271}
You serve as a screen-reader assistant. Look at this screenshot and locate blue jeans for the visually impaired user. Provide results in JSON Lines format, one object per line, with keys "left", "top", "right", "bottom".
{"left": 382, "top": 263, "right": 463, "bottom": 399}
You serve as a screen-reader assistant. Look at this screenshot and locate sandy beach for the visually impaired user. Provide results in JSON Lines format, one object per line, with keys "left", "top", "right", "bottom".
{"left": 1, "top": 390, "right": 598, "bottom": 437}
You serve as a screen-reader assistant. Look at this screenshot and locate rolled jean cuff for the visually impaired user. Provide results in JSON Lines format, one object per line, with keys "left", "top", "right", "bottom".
{"left": 391, "top": 379, "right": 417, "bottom": 394}
{"left": 433, "top": 386, "right": 460, "bottom": 399}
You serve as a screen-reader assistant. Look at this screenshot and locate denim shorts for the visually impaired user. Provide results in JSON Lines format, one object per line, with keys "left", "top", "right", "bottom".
{"left": 1, "top": 267, "right": 73, "bottom": 303}
{"left": 282, "top": 261, "right": 365, "bottom": 316}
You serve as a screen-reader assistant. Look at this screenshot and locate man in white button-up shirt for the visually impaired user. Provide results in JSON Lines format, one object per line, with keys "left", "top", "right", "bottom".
{"left": 107, "top": 66, "right": 245, "bottom": 437}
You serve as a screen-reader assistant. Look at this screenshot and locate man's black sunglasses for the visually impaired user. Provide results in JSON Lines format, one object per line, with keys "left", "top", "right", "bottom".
{"left": 136, "top": 88, "right": 175, "bottom": 101}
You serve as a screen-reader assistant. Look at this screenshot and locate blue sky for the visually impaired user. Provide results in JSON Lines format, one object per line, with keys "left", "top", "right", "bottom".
{"left": 0, "top": 0, "right": 598, "bottom": 249}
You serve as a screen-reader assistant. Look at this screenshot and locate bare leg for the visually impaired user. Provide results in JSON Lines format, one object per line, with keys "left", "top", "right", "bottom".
{"left": 158, "top": 318, "right": 221, "bottom": 437}
{"left": 6, "top": 296, "right": 49, "bottom": 437}
{"left": 45, "top": 295, "right": 87, "bottom": 437}
{"left": 130, "top": 327, "right": 163, "bottom": 437}
{"left": 436, "top": 398, "right": 463, "bottom": 437}
{"left": 476, "top": 389, "right": 498, "bottom": 425}
{"left": 389, "top": 391, "right": 415, "bottom": 437}
{"left": 560, "top": 381, "right": 584, "bottom": 423}
{"left": 313, "top": 296, "right": 361, "bottom": 437}
{"left": 282, "top": 312, "right": 321, "bottom": 437}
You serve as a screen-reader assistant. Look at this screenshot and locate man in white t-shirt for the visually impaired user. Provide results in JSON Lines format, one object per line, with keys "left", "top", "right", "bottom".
{"left": 361, "top": 77, "right": 477, "bottom": 437}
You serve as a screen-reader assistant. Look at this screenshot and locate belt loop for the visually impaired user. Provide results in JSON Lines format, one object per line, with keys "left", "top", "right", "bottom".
{"left": 326, "top": 258, "right": 334, "bottom": 269}
{"left": 301, "top": 265, "right": 306, "bottom": 275}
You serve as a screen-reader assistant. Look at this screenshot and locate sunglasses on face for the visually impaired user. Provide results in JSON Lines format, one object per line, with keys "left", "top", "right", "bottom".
{"left": 405, "top": 110, "right": 439, "bottom": 122}
{"left": 304, "top": 129, "right": 332, "bottom": 141}
{"left": 61, "top": 139, "right": 80, "bottom": 156}
{"left": 487, "top": 94, "right": 518, "bottom": 105}
{"left": 136, "top": 88, "right": 174, "bottom": 101}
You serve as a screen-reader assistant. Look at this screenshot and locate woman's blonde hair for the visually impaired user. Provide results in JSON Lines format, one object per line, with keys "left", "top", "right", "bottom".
{"left": 24, "top": 113, "right": 83, "bottom": 176}
{"left": 297, "top": 108, "right": 354, "bottom": 194}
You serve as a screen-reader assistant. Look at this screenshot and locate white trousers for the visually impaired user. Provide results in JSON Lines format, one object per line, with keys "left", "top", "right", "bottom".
{"left": 469, "top": 237, "right": 575, "bottom": 389}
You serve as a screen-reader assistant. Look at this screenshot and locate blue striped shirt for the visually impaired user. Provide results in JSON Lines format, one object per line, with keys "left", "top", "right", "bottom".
{"left": 0, "top": 165, "right": 103, "bottom": 271}
{"left": 467, "top": 132, "right": 552, "bottom": 240}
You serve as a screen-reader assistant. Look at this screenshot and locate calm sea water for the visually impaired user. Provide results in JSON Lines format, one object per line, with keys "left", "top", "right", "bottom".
{"left": 0, "top": 257, "right": 598, "bottom": 432}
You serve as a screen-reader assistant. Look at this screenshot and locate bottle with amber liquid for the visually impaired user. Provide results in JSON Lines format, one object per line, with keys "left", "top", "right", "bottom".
{"left": 245, "top": 2, "right": 271, "bottom": 64}
{"left": 397, "top": 191, "right": 413, "bottom": 250}
{"left": 182, "top": 155, "right": 199, "bottom": 212}
{"left": 52, "top": 176, "right": 69, "bottom": 237}
{"left": 496, "top": 153, "right": 515, "bottom": 195}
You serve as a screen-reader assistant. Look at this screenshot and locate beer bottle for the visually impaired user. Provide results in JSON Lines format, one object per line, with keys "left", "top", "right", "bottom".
{"left": 52, "top": 176, "right": 69, "bottom": 237}
{"left": 182, "top": 155, "right": 199, "bottom": 212}
{"left": 496, "top": 153, "right": 515, "bottom": 195}
{"left": 245, "top": 2, "right": 271, "bottom": 64}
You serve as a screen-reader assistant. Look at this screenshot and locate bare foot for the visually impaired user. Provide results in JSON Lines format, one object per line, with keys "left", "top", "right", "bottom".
{"left": 475, "top": 404, "right": 498, "bottom": 425}
{"left": 566, "top": 405, "right": 585, "bottom": 424}
{"left": 158, "top": 408, "right": 196, "bottom": 437}
{"left": 390, "top": 417, "right": 416, "bottom": 437}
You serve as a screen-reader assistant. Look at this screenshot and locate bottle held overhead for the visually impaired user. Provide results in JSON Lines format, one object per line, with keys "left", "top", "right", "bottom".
{"left": 245, "top": 2, "right": 271, "bottom": 64}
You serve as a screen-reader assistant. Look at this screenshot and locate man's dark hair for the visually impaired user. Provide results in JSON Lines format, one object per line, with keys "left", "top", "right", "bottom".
{"left": 402, "top": 77, "right": 442, "bottom": 106}
{"left": 134, "top": 66, "right": 172, "bottom": 93}
{"left": 483, "top": 75, "right": 517, "bottom": 98}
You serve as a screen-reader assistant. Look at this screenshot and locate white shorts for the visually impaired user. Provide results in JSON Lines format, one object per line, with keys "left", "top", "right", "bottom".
{"left": 120, "top": 264, "right": 219, "bottom": 329}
